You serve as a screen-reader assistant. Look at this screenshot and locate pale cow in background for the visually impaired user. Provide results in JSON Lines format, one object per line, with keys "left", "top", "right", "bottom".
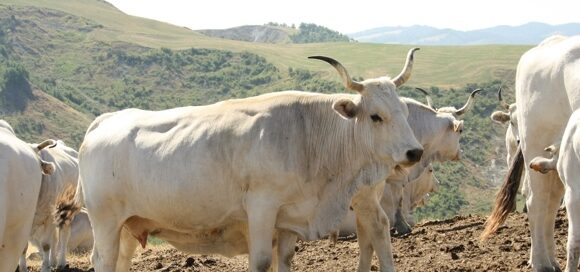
{"left": 25, "top": 210, "right": 93, "bottom": 264}
{"left": 0, "top": 120, "right": 54, "bottom": 272}
{"left": 398, "top": 164, "right": 440, "bottom": 227}
{"left": 56, "top": 49, "right": 423, "bottom": 272}
{"left": 490, "top": 87, "right": 530, "bottom": 212}
{"left": 333, "top": 163, "right": 439, "bottom": 238}
{"left": 483, "top": 35, "right": 580, "bottom": 271}
{"left": 331, "top": 87, "right": 480, "bottom": 238}
{"left": 386, "top": 88, "right": 481, "bottom": 235}
{"left": 18, "top": 140, "right": 79, "bottom": 272}
{"left": 66, "top": 210, "right": 93, "bottom": 253}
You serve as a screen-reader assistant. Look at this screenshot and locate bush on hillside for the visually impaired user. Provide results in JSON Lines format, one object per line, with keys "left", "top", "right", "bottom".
{"left": 290, "top": 23, "right": 353, "bottom": 43}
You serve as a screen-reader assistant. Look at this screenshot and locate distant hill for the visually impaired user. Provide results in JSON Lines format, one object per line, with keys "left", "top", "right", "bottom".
{"left": 350, "top": 22, "right": 580, "bottom": 45}
{"left": 198, "top": 23, "right": 354, "bottom": 44}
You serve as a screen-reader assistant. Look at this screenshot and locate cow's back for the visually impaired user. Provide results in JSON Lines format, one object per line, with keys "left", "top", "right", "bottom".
{"left": 516, "top": 36, "right": 580, "bottom": 159}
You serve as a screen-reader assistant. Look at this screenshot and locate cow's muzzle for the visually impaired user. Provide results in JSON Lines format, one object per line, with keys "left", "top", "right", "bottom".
{"left": 406, "top": 148, "right": 423, "bottom": 163}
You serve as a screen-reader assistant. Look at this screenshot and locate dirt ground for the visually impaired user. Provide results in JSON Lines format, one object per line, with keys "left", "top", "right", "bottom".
{"left": 25, "top": 210, "right": 569, "bottom": 272}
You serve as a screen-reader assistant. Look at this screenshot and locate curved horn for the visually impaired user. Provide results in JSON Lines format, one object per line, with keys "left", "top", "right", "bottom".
{"left": 393, "top": 48, "right": 420, "bottom": 87}
{"left": 455, "top": 88, "right": 482, "bottom": 116}
{"left": 497, "top": 86, "right": 510, "bottom": 110}
{"left": 415, "top": 87, "right": 434, "bottom": 109}
{"left": 36, "top": 139, "right": 57, "bottom": 152}
{"left": 308, "top": 56, "right": 363, "bottom": 92}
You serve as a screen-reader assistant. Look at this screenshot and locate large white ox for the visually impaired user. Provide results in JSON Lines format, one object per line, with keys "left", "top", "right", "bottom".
{"left": 0, "top": 120, "right": 54, "bottom": 272}
{"left": 57, "top": 49, "right": 423, "bottom": 271}
{"left": 18, "top": 140, "right": 79, "bottom": 272}
{"left": 483, "top": 35, "right": 580, "bottom": 271}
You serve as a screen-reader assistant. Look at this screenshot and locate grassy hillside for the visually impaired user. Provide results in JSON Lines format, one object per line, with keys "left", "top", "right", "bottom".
{"left": 0, "top": 0, "right": 525, "bottom": 218}
{"left": 2, "top": 0, "right": 530, "bottom": 88}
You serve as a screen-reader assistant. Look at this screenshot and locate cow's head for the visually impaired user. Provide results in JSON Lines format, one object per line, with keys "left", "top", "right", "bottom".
{"left": 30, "top": 139, "right": 57, "bottom": 175}
{"left": 490, "top": 87, "right": 519, "bottom": 162}
{"left": 409, "top": 164, "right": 439, "bottom": 208}
{"left": 412, "top": 88, "right": 481, "bottom": 162}
{"left": 309, "top": 48, "right": 423, "bottom": 167}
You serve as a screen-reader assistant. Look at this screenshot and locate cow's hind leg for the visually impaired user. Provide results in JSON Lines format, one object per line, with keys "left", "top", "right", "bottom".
{"left": 116, "top": 228, "right": 138, "bottom": 271}
{"left": 528, "top": 171, "right": 564, "bottom": 272}
{"left": 246, "top": 194, "right": 278, "bottom": 272}
{"left": 18, "top": 244, "right": 29, "bottom": 272}
{"left": 0, "top": 224, "right": 30, "bottom": 272}
{"left": 56, "top": 223, "right": 72, "bottom": 269}
{"left": 40, "top": 241, "right": 52, "bottom": 272}
{"left": 90, "top": 216, "right": 121, "bottom": 271}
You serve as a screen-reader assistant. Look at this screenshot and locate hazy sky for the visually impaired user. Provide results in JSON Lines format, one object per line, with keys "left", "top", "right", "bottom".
{"left": 105, "top": 0, "right": 580, "bottom": 33}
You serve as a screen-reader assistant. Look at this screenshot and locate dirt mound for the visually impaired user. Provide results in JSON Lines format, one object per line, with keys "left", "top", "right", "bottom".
{"left": 26, "top": 210, "right": 569, "bottom": 271}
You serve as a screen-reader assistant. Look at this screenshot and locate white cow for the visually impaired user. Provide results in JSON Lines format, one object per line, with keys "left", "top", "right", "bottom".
{"left": 0, "top": 120, "right": 54, "bottom": 272}
{"left": 359, "top": 87, "right": 477, "bottom": 236}
{"left": 385, "top": 88, "right": 480, "bottom": 234}
{"left": 554, "top": 109, "right": 580, "bottom": 272}
{"left": 483, "top": 35, "right": 580, "bottom": 271}
{"left": 18, "top": 140, "right": 79, "bottom": 272}
{"left": 56, "top": 49, "right": 423, "bottom": 271}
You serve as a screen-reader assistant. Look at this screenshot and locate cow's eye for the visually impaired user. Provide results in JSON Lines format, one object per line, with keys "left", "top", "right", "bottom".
{"left": 459, "top": 129, "right": 463, "bottom": 133}
{"left": 370, "top": 114, "right": 383, "bottom": 123}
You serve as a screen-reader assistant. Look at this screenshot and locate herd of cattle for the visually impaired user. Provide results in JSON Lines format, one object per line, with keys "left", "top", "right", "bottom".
{"left": 0, "top": 35, "right": 578, "bottom": 272}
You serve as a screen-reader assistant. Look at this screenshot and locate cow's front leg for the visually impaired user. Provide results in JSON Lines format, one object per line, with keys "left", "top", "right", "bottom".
{"left": 275, "top": 230, "right": 297, "bottom": 272}
{"left": 352, "top": 182, "right": 394, "bottom": 272}
{"left": 246, "top": 193, "right": 279, "bottom": 272}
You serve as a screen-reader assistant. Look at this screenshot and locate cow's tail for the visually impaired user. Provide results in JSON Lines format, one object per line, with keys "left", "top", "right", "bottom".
{"left": 54, "top": 180, "right": 84, "bottom": 229}
{"left": 481, "top": 146, "right": 524, "bottom": 240}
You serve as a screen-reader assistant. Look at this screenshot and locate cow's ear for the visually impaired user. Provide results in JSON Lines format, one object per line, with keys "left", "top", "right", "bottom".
{"left": 332, "top": 99, "right": 358, "bottom": 119}
{"left": 490, "top": 111, "right": 510, "bottom": 124}
{"left": 452, "top": 120, "right": 464, "bottom": 132}
{"left": 40, "top": 160, "right": 55, "bottom": 175}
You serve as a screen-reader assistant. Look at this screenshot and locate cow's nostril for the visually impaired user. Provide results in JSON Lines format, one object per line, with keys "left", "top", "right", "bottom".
{"left": 406, "top": 148, "right": 423, "bottom": 163}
